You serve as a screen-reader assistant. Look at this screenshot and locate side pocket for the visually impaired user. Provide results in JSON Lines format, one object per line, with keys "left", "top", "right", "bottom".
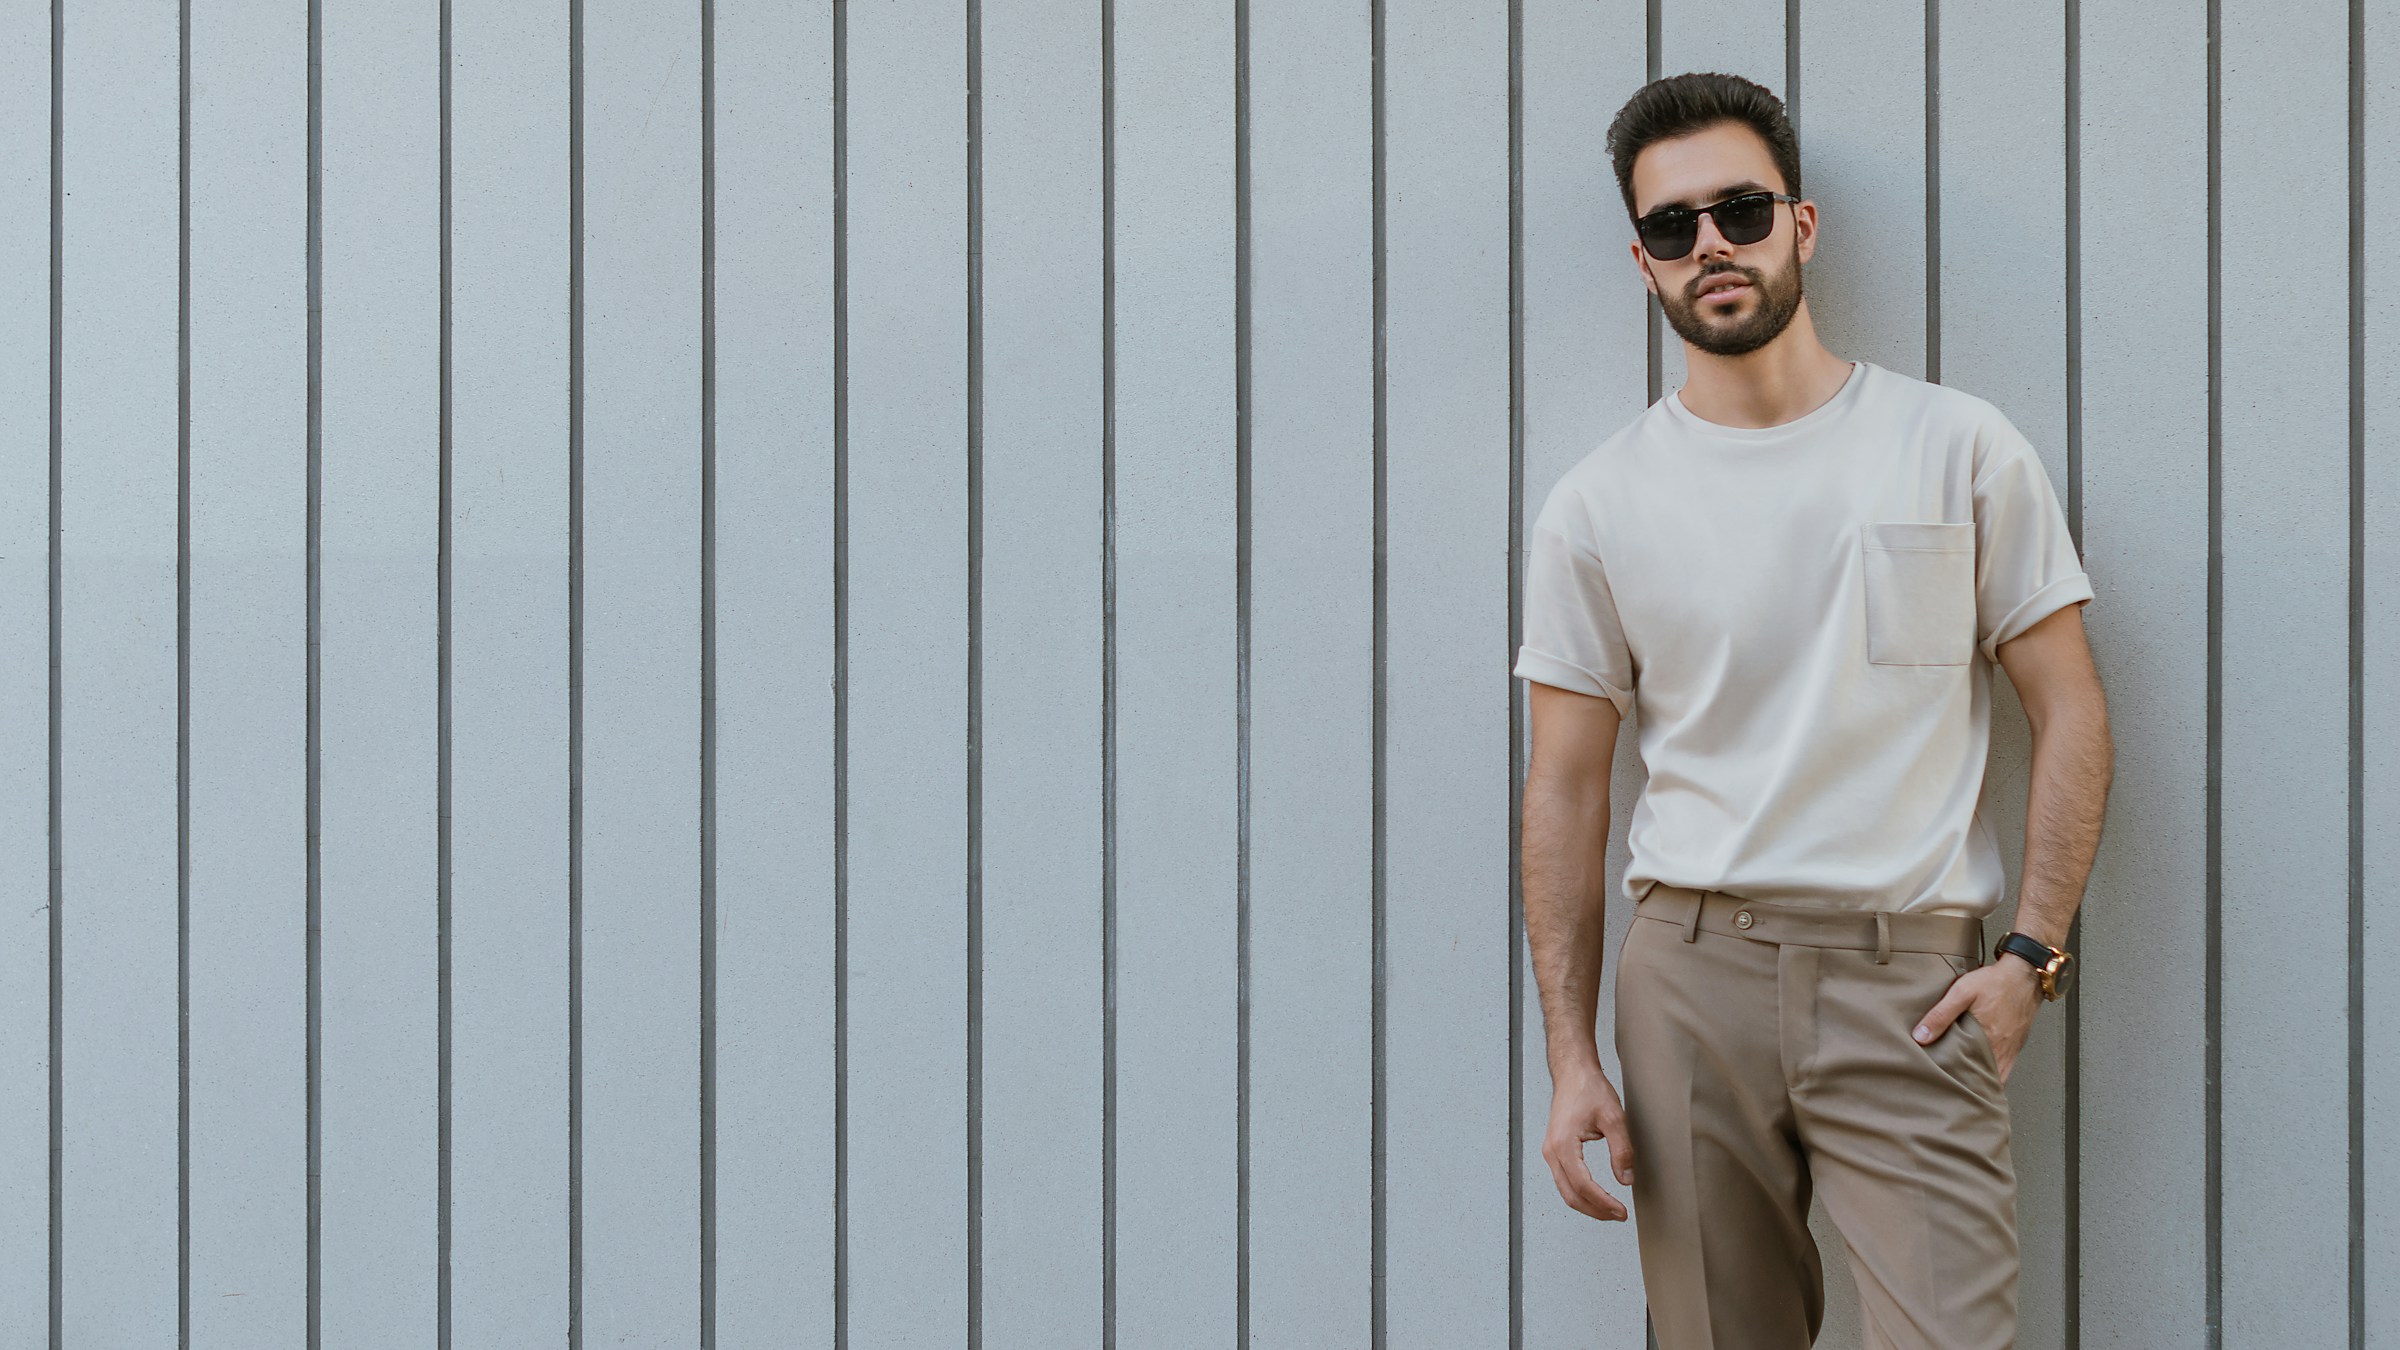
{"left": 1860, "top": 520, "right": 1976, "bottom": 666}
{"left": 1955, "top": 1010, "right": 2004, "bottom": 1084}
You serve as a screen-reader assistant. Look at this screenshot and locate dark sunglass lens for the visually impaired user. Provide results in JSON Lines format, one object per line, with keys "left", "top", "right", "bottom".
{"left": 1639, "top": 211, "right": 1697, "bottom": 260}
{"left": 1716, "top": 195, "right": 1776, "bottom": 245}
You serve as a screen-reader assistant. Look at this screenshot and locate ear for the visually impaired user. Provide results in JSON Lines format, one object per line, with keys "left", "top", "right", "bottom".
{"left": 1630, "top": 238, "right": 1658, "bottom": 296}
{"left": 1792, "top": 198, "right": 1819, "bottom": 265}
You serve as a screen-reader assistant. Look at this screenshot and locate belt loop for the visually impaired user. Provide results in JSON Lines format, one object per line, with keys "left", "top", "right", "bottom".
{"left": 1874, "top": 911, "right": 1892, "bottom": 964}
{"left": 1681, "top": 889, "right": 1703, "bottom": 943}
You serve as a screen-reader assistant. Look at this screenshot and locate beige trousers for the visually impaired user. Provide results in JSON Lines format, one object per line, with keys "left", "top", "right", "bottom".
{"left": 1614, "top": 883, "right": 2019, "bottom": 1349}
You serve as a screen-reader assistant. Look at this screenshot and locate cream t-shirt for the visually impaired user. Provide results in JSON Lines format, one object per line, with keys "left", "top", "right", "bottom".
{"left": 1513, "top": 360, "right": 2094, "bottom": 919}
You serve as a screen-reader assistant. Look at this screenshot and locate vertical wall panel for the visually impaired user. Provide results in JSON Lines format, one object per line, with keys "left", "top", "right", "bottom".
{"left": 1657, "top": 0, "right": 1783, "bottom": 88}
{"left": 1112, "top": 2, "right": 1239, "bottom": 1345}
{"left": 1384, "top": 1, "right": 1510, "bottom": 1344}
{"left": 580, "top": 0, "right": 704, "bottom": 1340}
{"left": 0, "top": 0, "right": 50, "bottom": 1337}
{"left": 2073, "top": 0, "right": 2212, "bottom": 1341}
{"left": 1939, "top": 4, "right": 2072, "bottom": 1345}
{"left": 844, "top": 0, "right": 971, "bottom": 1343}
{"left": 58, "top": 0, "right": 182, "bottom": 1339}
{"left": 1796, "top": 0, "right": 1924, "bottom": 379}
{"left": 448, "top": 0, "right": 572, "bottom": 1339}
{"left": 2366, "top": 1, "right": 2397, "bottom": 1342}
{"left": 185, "top": 4, "right": 310, "bottom": 1336}
{"left": 2219, "top": 0, "right": 2354, "bottom": 1343}
{"left": 1518, "top": 1, "right": 1651, "bottom": 1344}
{"left": 1248, "top": 1, "right": 1374, "bottom": 1345}
{"left": 318, "top": 0, "right": 441, "bottom": 1341}
{"left": 711, "top": 1, "right": 837, "bottom": 1344}
{"left": 980, "top": 1, "right": 1108, "bottom": 1346}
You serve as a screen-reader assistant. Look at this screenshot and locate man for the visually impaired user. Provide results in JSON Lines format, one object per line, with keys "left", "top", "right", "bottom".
{"left": 1514, "top": 72, "right": 2114, "bottom": 1349}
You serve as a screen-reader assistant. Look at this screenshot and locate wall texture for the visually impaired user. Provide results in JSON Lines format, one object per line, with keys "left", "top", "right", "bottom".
{"left": 0, "top": 1, "right": 2391, "bottom": 1347}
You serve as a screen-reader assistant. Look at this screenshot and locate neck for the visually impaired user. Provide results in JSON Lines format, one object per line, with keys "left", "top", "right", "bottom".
{"left": 1673, "top": 305, "right": 1855, "bottom": 429}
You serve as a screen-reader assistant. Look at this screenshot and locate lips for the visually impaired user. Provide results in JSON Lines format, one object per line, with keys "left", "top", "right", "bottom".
{"left": 1695, "top": 272, "right": 1753, "bottom": 301}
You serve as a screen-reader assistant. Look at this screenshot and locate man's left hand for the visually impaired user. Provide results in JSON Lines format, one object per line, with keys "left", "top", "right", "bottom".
{"left": 1913, "top": 956, "right": 2044, "bottom": 1085}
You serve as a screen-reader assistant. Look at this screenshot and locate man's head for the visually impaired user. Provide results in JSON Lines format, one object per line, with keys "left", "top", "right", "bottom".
{"left": 1606, "top": 73, "right": 1813, "bottom": 357}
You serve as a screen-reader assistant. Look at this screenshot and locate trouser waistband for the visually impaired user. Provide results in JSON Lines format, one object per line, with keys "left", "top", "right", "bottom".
{"left": 1634, "top": 882, "right": 1986, "bottom": 966}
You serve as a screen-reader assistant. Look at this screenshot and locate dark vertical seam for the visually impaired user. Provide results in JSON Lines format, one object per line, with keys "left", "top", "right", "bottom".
{"left": 1643, "top": 0, "right": 1659, "bottom": 407}
{"left": 307, "top": 0, "right": 326, "bottom": 1336}
{"left": 1785, "top": 0, "right": 1800, "bottom": 132}
{"left": 2061, "top": 0, "right": 2082, "bottom": 1341}
{"left": 962, "top": 0, "right": 985, "bottom": 1346}
{"left": 1231, "top": 0, "right": 1251, "bottom": 1344}
{"left": 176, "top": 0, "right": 194, "bottom": 1342}
{"left": 44, "top": 0, "right": 63, "bottom": 1341}
{"left": 1097, "top": 0, "right": 1117, "bottom": 1345}
{"left": 437, "top": 0, "right": 456, "bottom": 1342}
{"left": 830, "top": 1, "right": 850, "bottom": 1345}
{"left": 2202, "top": 0, "right": 2222, "bottom": 1340}
{"left": 698, "top": 0, "right": 719, "bottom": 1343}
{"left": 1505, "top": 0, "right": 1523, "bottom": 1344}
{"left": 1370, "top": 0, "right": 1388, "bottom": 1343}
{"left": 1923, "top": 0, "right": 1939, "bottom": 384}
{"left": 2345, "top": 0, "right": 2365, "bottom": 1341}
{"left": 567, "top": 0, "right": 587, "bottom": 1340}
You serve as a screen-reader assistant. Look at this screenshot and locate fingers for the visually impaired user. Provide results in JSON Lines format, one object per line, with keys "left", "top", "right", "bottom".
{"left": 1545, "top": 1076, "right": 1637, "bottom": 1222}
{"left": 1602, "top": 1121, "right": 1637, "bottom": 1190}
{"left": 1545, "top": 1140, "right": 1627, "bottom": 1222}
{"left": 1913, "top": 983, "right": 1971, "bottom": 1045}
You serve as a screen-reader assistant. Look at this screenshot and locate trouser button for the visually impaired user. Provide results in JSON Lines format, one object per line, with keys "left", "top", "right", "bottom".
{"left": 1734, "top": 909, "right": 1754, "bottom": 929}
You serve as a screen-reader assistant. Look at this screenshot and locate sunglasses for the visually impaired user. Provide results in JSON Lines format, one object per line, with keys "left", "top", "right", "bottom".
{"left": 1634, "top": 191, "right": 1801, "bottom": 261}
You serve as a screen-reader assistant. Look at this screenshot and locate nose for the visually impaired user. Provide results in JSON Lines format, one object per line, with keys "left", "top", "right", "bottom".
{"left": 1690, "top": 208, "right": 1737, "bottom": 261}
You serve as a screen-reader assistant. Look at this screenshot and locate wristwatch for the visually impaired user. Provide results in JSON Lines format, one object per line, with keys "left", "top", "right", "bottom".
{"left": 1995, "top": 932, "right": 2075, "bottom": 1002}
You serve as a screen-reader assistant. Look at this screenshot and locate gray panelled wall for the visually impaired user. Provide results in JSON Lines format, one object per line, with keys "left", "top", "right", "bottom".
{"left": 0, "top": 1, "right": 2391, "bottom": 1347}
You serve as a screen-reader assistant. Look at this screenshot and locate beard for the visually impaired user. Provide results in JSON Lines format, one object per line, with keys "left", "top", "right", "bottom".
{"left": 1658, "top": 239, "right": 1804, "bottom": 356}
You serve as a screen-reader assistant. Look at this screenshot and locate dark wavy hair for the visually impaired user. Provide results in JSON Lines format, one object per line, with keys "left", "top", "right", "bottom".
{"left": 1605, "top": 73, "right": 1802, "bottom": 223}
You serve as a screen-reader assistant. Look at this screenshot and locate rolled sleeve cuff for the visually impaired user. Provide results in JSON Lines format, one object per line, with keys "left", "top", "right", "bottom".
{"left": 1980, "top": 572, "right": 2095, "bottom": 663}
{"left": 1512, "top": 646, "right": 1634, "bottom": 718}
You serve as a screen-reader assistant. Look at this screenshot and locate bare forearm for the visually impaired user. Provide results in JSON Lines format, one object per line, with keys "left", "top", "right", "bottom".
{"left": 1522, "top": 775, "right": 1613, "bottom": 1081}
{"left": 2011, "top": 700, "right": 2113, "bottom": 949}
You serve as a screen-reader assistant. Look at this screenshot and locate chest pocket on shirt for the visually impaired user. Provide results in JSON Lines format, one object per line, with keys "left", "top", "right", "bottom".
{"left": 1860, "top": 520, "right": 1976, "bottom": 666}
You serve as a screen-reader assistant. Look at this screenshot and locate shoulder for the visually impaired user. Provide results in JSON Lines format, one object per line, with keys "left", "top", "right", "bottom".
{"left": 1859, "top": 361, "right": 2012, "bottom": 430}
{"left": 1531, "top": 402, "right": 1674, "bottom": 544}
{"left": 1859, "top": 363, "right": 2036, "bottom": 479}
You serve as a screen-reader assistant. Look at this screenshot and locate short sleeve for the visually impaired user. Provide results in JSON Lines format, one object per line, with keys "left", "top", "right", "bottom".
{"left": 1971, "top": 416, "right": 2094, "bottom": 662}
{"left": 1514, "top": 511, "right": 1637, "bottom": 717}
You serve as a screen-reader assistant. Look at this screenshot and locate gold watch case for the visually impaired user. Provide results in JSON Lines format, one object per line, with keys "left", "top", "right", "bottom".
{"left": 2038, "top": 948, "right": 2075, "bottom": 1002}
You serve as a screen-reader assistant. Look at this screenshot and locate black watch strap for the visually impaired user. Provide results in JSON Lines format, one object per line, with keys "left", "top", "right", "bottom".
{"left": 1995, "top": 932, "right": 2069, "bottom": 999}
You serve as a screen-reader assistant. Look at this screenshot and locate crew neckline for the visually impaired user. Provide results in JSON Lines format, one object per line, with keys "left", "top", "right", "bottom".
{"left": 1662, "top": 359, "right": 1869, "bottom": 443}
